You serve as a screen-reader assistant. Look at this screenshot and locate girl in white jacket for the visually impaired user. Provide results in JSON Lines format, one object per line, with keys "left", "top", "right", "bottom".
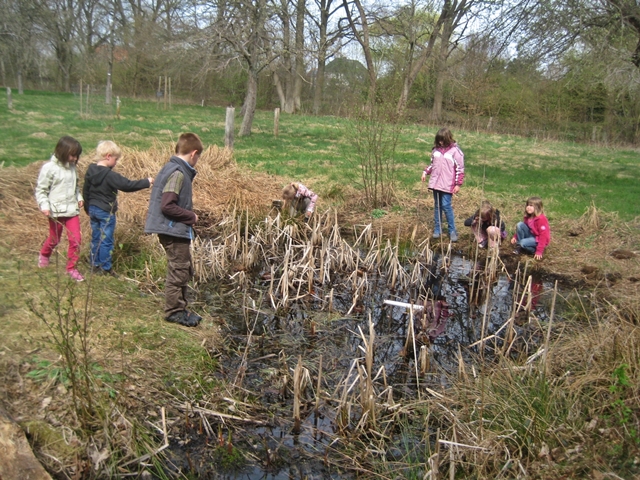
{"left": 35, "top": 136, "right": 85, "bottom": 281}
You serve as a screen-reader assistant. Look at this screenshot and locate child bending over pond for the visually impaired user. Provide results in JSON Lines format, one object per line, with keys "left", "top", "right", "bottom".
{"left": 464, "top": 200, "right": 506, "bottom": 249}
{"left": 282, "top": 182, "right": 318, "bottom": 222}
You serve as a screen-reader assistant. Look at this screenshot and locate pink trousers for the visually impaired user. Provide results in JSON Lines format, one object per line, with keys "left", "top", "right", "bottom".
{"left": 40, "top": 216, "right": 81, "bottom": 272}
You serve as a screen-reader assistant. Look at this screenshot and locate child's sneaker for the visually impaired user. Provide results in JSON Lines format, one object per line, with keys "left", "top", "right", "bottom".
{"left": 67, "top": 269, "right": 85, "bottom": 282}
{"left": 38, "top": 254, "right": 50, "bottom": 268}
{"left": 450, "top": 232, "right": 458, "bottom": 242}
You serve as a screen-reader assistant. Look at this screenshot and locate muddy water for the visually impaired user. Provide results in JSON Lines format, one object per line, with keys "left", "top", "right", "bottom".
{"left": 164, "top": 253, "right": 556, "bottom": 478}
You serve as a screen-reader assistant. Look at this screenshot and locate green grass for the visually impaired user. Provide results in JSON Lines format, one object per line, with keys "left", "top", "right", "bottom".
{"left": 2, "top": 89, "right": 640, "bottom": 220}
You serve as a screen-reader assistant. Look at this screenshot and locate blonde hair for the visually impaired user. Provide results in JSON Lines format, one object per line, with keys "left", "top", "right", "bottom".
{"left": 96, "top": 140, "right": 121, "bottom": 159}
{"left": 282, "top": 183, "right": 298, "bottom": 200}
{"left": 525, "top": 196, "right": 544, "bottom": 217}
{"left": 479, "top": 200, "right": 495, "bottom": 220}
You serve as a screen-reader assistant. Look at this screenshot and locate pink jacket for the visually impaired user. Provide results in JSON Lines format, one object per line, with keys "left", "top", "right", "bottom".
{"left": 296, "top": 184, "right": 318, "bottom": 213}
{"left": 424, "top": 144, "right": 465, "bottom": 193}
{"left": 513, "top": 214, "right": 551, "bottom": 256}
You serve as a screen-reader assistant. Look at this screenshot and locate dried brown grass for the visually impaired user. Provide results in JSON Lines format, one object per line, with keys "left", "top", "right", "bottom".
{"left": 0, "top": 144, "right": 283, "bottom": 255}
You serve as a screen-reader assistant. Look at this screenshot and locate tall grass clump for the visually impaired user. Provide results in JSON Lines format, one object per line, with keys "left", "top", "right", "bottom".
{"left": 28, "top": 259, "right": 96, "bottom": 428}
{"left": 25, "top": 257, "right": 173, "bottom": 476}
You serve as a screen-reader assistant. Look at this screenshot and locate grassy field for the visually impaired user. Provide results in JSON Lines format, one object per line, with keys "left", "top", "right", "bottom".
{"left": 2, "top": 89, "right": 640, "bottom": 220}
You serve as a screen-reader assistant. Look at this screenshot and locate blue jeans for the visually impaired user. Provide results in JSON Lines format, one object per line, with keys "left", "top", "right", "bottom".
{"left": 433, "top": 190, "right": 456, "bottom": 236}
{"left": 515, "top": 222, "right": 537, "bottom": 254}
{"left": 89, "top": 205, "right": 116, "bottom": 271}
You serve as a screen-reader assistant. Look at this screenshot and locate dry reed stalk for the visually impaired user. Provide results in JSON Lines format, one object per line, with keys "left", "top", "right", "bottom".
{"left": 315, "top": 355, "right": 323, "bottom": 415}
{"left": 328, "top": 288, "right": 334, "bottom": 313}
{"left": 360, "top": 317, "right": 376, "bottom": 428}
{"left": 468, "top": 243, "right": 481, "bottom": 305}
{"left": 419, "top": 344, "right": 430, "bottom": 374}
{"left": 449, "top": 438, "right": 455, "bottom": 480}
{"left": 293, "top": 355, "right": 303, "bottom": 434}
{"left": 319, "top": 238, "right": 327, "bottom": 284}
{"left": 515, "top": 275, "right": 533, "bottom": 316}
{"left": 335, "top": 360, "right": 359, "bottom": 432}
{"left": 542, "top": 280, "right": 558, "bottom": 377}
{"left": 501, "top": 271, "right": 522, "bottom": 356}
{"left": 409, "top": 308, "right": 421, "bottom": 395}
{"left": 457, "top": 344, "right": 468, "bottom": 382}
{"left": 478, "top": 284, "right": 492, "bottom": 357}
{"left": 428, "top": 428, "right": 441, "bottom": 480}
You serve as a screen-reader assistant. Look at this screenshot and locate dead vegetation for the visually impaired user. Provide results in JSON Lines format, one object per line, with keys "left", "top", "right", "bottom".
{"left": 0, "top": 146, "right": 639, "bottom": 478}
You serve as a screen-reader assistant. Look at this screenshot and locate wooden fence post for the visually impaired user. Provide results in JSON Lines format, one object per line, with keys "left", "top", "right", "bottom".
{"left": 6, "top": 87, "right": 12, "bottom": 109}
{"left": 225, "top": 107, "right": 235, "bottom": 149}
{"left": 106, "top": 72, "right": 112, "bottom": 105}
{"left": 164, "top": 76, "right": 167, "bottom": 110}
{"left": 274, "top": 108, "right": 280, "bottom": 137}
{"left": 79, "top": 79, "right": 83, "bottom": 116}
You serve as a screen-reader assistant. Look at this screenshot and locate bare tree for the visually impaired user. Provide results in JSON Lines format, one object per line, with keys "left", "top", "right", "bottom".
{"left": 214, "top": 0, "right": 277, "bottom": 135}
{"left": 0, "top": 0, "right": 41, "bottom": 89}
{"left": 341, "top": 0, "right": 379, "bottom": 109}
{"left": 309, "top": 0, "right": 345, "bottom": 114}
{"left": 272, "top": 0, "right": 306, "bottom": 113}
{"left": 431, "top": 0, "right": 472, "bottom": 121}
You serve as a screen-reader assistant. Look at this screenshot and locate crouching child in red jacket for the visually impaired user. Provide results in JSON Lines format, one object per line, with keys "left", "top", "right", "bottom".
{"left": 511, "top": 196, "right": 550, "bottom": 260}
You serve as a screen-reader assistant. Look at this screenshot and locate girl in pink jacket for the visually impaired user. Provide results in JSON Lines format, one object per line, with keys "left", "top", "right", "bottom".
{"left": 421, "top": 128, "right": 465, "bottom": 242}
{"left": 282, "top": 182, "right": 318, "bottom": 222}
{"left": 511, "top": 196, "right": 551, "bottom": 260}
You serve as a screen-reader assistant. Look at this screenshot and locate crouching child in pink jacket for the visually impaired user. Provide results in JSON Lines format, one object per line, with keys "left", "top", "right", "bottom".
{"left": 282, "top": 182, "right": 318, "bottom": 222}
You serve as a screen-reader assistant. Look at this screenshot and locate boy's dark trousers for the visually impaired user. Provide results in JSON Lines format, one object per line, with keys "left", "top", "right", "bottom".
{"left": 158, "top": 234, "right": 193, "bottom": 317}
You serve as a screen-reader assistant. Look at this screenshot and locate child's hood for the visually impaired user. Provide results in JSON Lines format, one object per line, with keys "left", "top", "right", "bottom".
{"left": 85, "top": 163, "right": 112, "bottom": 185}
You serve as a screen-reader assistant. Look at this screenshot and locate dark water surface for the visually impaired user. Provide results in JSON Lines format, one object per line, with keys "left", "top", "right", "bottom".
{"left": 164, "top": 253, "right": 557, "bottom": 478}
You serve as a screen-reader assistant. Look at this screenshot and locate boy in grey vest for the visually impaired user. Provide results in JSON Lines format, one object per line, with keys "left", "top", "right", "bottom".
{"left": 145, "top": 133, "right": 203, "bottom": 327}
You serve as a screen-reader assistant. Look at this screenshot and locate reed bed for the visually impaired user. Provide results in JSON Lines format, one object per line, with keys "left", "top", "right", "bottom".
{"left": 186, "top": 208, "right": 440, "bottom": 315}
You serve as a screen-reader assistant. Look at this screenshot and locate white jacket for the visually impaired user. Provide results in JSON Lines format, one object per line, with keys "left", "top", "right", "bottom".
{"left": 35, "top": 155, "right": 83, "bottom": 217}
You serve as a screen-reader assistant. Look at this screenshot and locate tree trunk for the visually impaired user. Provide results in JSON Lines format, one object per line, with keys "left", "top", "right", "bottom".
{"left": 278, "top": 0, "right": 295, "bottom": 113}
{"left": 293, "top": 0, "right": 306, "bottom": 111}
{"left": 431, "top": 18, "right": 454, "bottom": 121}
{"left": 343, "top": 0, "right": 377, "bottom": 109}
{"left": 239, "top": 68, "right": 258, "bottom": 136}
{"left": 274, "top": 71, "right": 286, "bottom": 110}
{"left": 313, "top": 47, "right": 326, "bottom": 115}
{"left": 395, "top": 0, "right": 453, "bottom": 116}
{"left": 313, "top": 0, "right": 338, "bottom": 115}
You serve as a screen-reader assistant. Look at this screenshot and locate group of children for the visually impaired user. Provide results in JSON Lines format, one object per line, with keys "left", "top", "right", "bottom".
{"left": 36, "top": 136, "right": 152, "bottom": 282}
{"left": 34, "top": 127, "right": 548, "bottom": 328}
{"left": 421, "top": 127, "right": 551, "bottom": 259}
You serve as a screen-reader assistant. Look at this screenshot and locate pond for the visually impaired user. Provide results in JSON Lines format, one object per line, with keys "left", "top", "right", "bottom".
{"left": 164, "top": 215, "right": 559, "bottom": 478}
